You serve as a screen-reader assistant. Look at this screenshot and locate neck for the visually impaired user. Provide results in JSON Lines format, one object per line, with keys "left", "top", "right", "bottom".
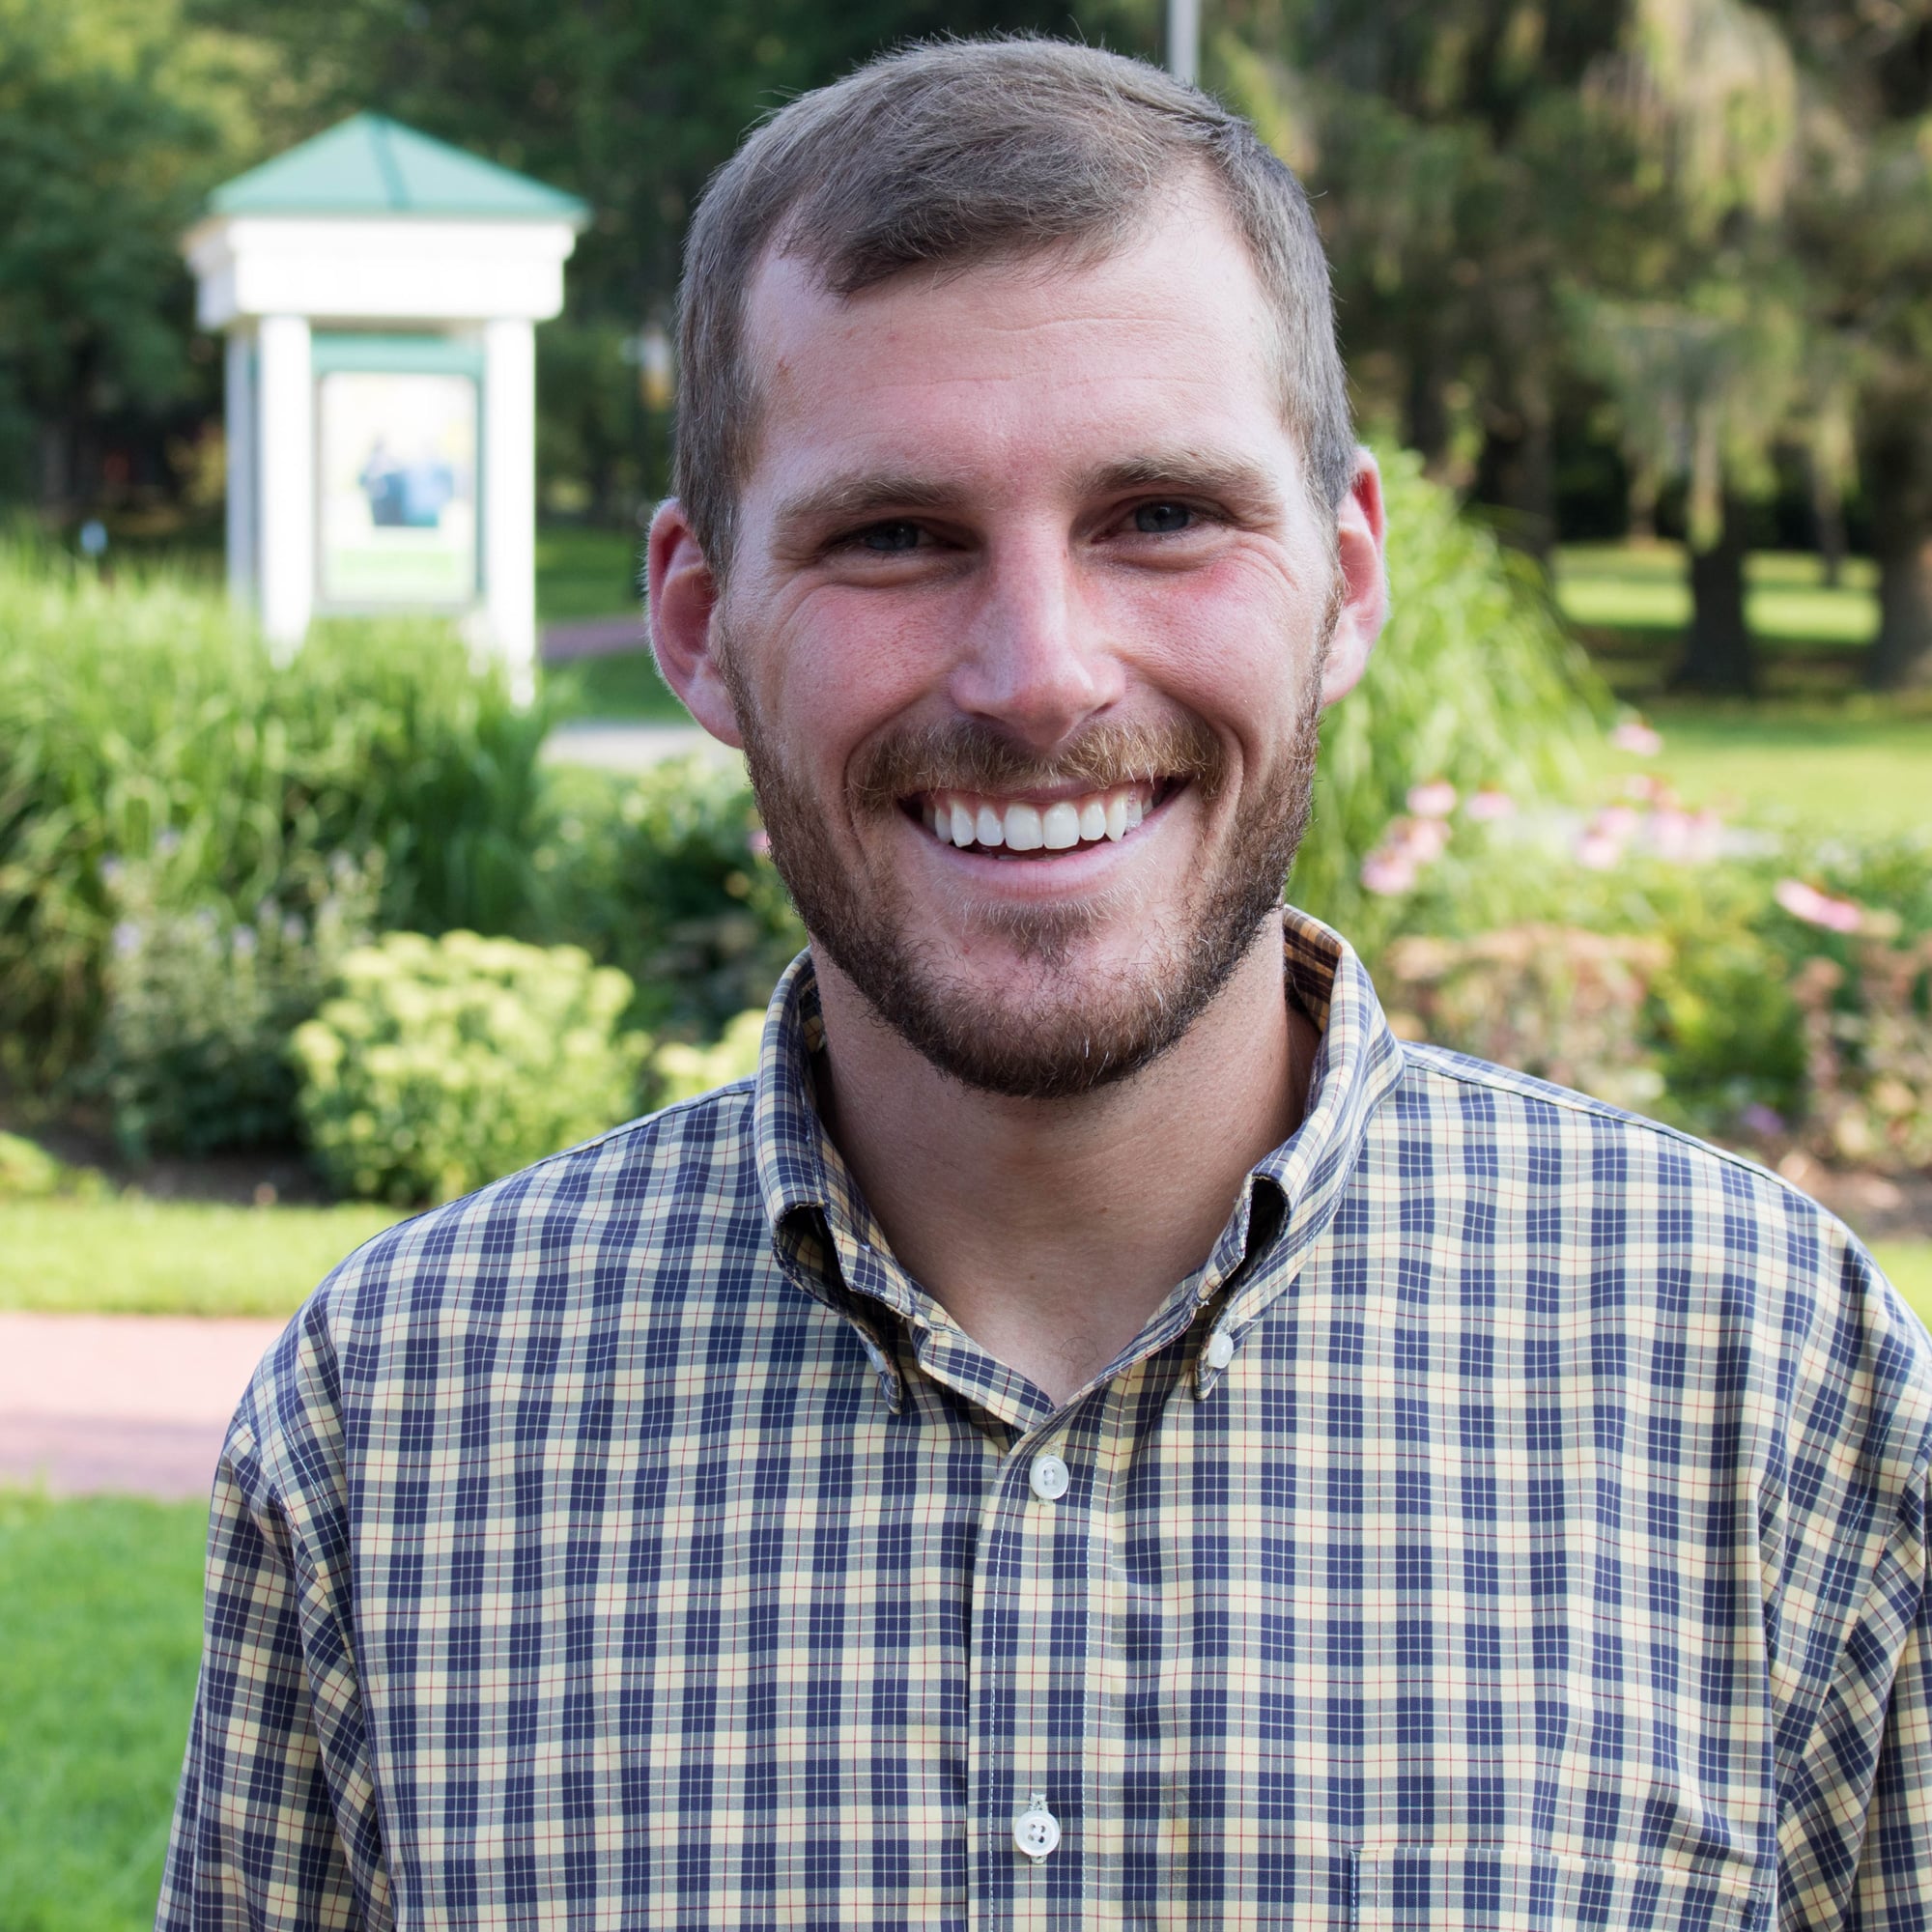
{"left": 810, "top": 914, "right": 1314, "bottom": 1405}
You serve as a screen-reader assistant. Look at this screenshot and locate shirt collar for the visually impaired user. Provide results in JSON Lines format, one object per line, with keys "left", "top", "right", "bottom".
{"left": 751, "top": 907, "right": 1406, "bottom": 1396}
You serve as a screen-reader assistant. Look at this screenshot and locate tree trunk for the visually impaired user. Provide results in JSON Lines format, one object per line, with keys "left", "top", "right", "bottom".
{"left": 1674, "top": 494, "right": 1756, "bottom": 694}
{"left": 1865, "top": 425, "right": 1932, "bottom": 691}
{"left": 1871, "top": 533, "right": 1932, "bottom": 690}
{"left": 1476, "top": 358, "right": 1555, "bottom": 562}
{"left": 1810, "top": 451, "right": 1847, "bottom": 590}
{"left": 1405, "top": 342, "right": 1452, "bottom": 479}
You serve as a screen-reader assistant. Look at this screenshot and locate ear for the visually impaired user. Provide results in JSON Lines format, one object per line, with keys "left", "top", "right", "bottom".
{"left": 646, "top": 498, "right": 745, "bottom": 749}
{"left": 1319, "top": 448, "right": 1388, "bottom": 708}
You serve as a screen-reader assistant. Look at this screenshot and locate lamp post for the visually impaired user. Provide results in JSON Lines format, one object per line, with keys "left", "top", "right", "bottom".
{"left": 1167, "top": 0, "right": 1200, "bottom": 87}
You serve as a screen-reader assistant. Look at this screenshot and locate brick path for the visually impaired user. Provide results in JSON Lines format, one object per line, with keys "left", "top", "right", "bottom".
{"left": 0, "top": 1311, "right": 287, "bottom": 1502}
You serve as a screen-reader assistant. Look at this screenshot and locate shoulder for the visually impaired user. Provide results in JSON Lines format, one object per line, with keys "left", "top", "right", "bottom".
{"left": 232, "top": 1082, "right": 768, "bottom": 1495}
{"left": 1388, "top": 1042, "right": 1932, "bottom": 1486}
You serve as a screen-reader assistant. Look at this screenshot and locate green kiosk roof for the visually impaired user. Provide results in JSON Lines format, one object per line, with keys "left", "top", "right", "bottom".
{"left": 210, "top": 113, "right": 587, "bottom": 222}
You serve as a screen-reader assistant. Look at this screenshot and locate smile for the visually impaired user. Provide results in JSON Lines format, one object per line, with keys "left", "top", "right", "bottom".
{"left": 907, "top": 781, "right": 1171, "bottom": 857}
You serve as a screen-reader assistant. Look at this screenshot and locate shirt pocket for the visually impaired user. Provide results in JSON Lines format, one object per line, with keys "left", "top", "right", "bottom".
{"left": 1355, "top": 1843, "right": 1769, "bottom": 1932}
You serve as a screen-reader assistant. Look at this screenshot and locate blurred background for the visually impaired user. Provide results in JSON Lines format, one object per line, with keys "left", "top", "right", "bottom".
{"left": 1, "top": 0, "right": 1929, "bottom": 1921}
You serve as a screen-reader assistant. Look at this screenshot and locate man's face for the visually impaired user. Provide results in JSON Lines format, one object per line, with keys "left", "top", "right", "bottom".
{"left": 659, "top": 191, "right": 1382, "bottom": 1098}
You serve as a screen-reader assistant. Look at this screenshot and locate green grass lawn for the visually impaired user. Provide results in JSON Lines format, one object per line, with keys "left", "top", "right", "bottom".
{"left": 1581, "top": 701, "right": 1932, "bottom": 836}
{"left": 1879, "top": 1243, "right": 1932, "bottom": 1327}
{"left": 0, "top": 1199, "right": 405, "bottom": 1318}
{"left": 1556, "top": 541, "right": 1880, "bottom": 647}
{"left": 535, "top": 525, "right": 642, "bottom": 624}
{"left": 542, "top": 648, "right": 690, "bottom": 723}
{"left": 0, "top": 1490, "right": 207, "bottom": 1932}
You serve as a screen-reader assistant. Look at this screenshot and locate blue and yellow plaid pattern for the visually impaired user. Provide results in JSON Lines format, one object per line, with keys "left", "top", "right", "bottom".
{"left": 159, "top": 912, "right": 1932, "bottom": 1929}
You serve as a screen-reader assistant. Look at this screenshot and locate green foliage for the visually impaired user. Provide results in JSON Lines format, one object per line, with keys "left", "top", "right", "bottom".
{"left": 0, "top": 0, "right": 292, "bottom": 498}
{"left": 539, "top": 757, "right": 805, "bottom": 1038}
{"left": 0, "top": 1490, "right": 207, "bottom": 1932}
{"left": 0, "top": 1130, "right": 107, "bottom": 1200}
{"left": 655, "top": 1006, "right": 767, "bottom": 1105}
{"left": 0, "top": 543, "right": 558, "bottom": 1085}
{"left": 84, "top": 845, "right": 382, "bottom": 1157}
{"left": 292, "top": 930, "right": 650, "bottom": 1205}
{"left": 1360, "top": 813, "right": 1932, "bottom": 1149}
{"left": 1292, "top": 448, "right": 1608, "bottom": 935}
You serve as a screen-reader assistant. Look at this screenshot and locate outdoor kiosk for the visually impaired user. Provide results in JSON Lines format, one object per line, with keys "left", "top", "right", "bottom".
{"left": 185, "top": 115, "right": 586, "bottom": 696}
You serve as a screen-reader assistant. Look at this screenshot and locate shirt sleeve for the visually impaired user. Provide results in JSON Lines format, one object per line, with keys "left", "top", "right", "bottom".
{"left": 156, "top": 1303, "right": 391, "bottom": 1932}
{"left": 1773, "top": 1243, "right": 1932, "bottom": 1931}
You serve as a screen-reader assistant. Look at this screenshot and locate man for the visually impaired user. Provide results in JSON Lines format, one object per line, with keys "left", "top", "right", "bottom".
{"left": 161, "top": 41, "right": 1931, "bottom": 1930}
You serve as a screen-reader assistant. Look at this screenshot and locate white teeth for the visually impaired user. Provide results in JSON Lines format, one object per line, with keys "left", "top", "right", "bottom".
{"left": 922, "top": 786, "right": 1156, "bottom": 851}
{"left": 1003, "top": 802, "right": 1044, "bottom": 851}
{"left": 1040, "top": 802, "right": 1081, "bottom": 850}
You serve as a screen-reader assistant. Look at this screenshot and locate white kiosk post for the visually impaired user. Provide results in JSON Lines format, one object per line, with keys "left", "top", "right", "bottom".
{"left": 185, "top": 115, "right": 586, "bottom": 698}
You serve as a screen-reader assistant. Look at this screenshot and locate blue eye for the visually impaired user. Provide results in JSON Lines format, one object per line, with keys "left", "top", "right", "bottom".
{"left": 1134, "top": 501, "right": 1193, "bottom": 533}
{"left": 861, "top": 522, "right": 923, "bottom": 553}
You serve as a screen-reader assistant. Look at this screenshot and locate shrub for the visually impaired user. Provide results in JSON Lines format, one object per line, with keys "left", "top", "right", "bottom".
{"left": 1381, "top": 926, "right": 1670, "bottom": 1113}
{"left": 0, "top": 543, "right": 558, "bottom": 1087}
{"left": 0, "top": 1130, "right": 107, "bottom": 1200}
{"left": 654, "top": 1007, "right": 767, "bottom": 1104}
{"left": 539, "top": 758, "right": 804, "bottom": 1037}
{"left": 291, "top": 931, "right": 650, "bottom": 1205}
{"left": 1292, "top": 447, "right": 1609, "bottom": 936}
{"left": 85, "top": 846, "right": 382, "bottom": 1157}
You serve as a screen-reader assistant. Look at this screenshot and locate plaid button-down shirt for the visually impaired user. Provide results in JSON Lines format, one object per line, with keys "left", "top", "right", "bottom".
{"left": 160, "top": 911, "right": 1932, "bottom": 1931}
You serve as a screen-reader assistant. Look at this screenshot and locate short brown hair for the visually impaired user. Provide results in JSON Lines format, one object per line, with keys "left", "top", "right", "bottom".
{"left": 672, "top": 38, "right": 1354, "bottom": 577}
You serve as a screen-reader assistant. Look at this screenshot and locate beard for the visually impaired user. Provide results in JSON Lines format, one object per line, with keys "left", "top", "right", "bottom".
{"left": 721, "top": 627, "right": 1329, "bottom": 1102}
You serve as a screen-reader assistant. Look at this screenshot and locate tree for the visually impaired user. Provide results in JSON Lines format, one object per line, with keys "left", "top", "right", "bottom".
{"left": 0, "top": 0, "right": 285, "bottom": 511}
{"left": 1771, "top": 0, "right": 1932, "bottom": 688}
{"left": 1217, "top": 5, "right": 1624, "bottom": 556}
{"left": 1561, "top": 0, "right": 1812, "bottom": 693}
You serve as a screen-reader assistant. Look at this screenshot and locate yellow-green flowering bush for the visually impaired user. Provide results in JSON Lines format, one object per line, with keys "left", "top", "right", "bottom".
{"left": 292, "top": 931, "right": 650, "bottom": 1205}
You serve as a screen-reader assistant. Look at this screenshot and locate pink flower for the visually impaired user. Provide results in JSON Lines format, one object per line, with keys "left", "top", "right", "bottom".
{"left": 1360, "top": 849, "right": 1418, "bottom": 895}
{"left": 1593, "top": 805, "right": 1640, "bottom": 842}
{"left": 1609, "top": 720, "right": 1663, "bottom": 756}
{"left": 1575, "top": 831, "right": 1623, "bottom": 871}
{"left": 747, "top": 829, "right": 773, "bottom": 860}
{"left": 1393, "top": 815, "right": 1452, "bottom": 863}
{"left": 1406, "top": 780, "right": 1458, "bottom": 820}
{"left": 1774, "top": 878, "right": 1863, "bottom": 934}
{"left": 1465, "top": 789, "right": 1516, "bottom": 822}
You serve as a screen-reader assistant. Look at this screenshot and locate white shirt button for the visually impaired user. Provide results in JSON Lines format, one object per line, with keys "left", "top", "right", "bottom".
{"left": 1203, "top": 1328, "right": 1236, "bottom": 1371}
{"left": 1014, "top": 1792, "right": 1061, "bottom": 1861}
{"left": 1029, "top": 1453, "right": 1070, "bottom": 1502}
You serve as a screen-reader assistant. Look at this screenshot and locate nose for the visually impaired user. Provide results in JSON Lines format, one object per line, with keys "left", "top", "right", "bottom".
{"left": 945, "top": 535, "right": 1125, "bottom": 752}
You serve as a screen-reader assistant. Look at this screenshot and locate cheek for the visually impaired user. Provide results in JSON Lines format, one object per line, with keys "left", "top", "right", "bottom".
{"left": 767, "top": 595, "right": 955, "bottom": 770}
{"left": 1102, "top": 566, "right": 1318, "bottom": 727}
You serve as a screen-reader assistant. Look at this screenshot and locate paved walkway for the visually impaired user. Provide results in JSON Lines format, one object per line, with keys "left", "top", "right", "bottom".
{"left": 540, "top": 719, "right": 741, "bottom": 775}
{"left": 0, "top": 1311, "right": 286, "bottom": 1501}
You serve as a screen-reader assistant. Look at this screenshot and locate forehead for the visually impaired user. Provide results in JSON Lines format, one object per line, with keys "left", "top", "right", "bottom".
{"left": 736, "top": 195, "right": 1290, "bottom": 503}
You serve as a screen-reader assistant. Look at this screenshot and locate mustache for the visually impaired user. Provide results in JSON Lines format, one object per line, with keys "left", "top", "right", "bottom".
{"left": 849, "top": 715, "right": 1229, "bottom": 814}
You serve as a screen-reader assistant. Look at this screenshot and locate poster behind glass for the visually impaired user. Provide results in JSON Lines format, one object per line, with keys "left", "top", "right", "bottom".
{"left": 317, "top": 371, "right": 478, "bottom": 608}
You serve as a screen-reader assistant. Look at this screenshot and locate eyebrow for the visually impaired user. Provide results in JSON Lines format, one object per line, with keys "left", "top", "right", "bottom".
{"left": 1081, "top": 450, "right": 1283, "bottom": 513}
